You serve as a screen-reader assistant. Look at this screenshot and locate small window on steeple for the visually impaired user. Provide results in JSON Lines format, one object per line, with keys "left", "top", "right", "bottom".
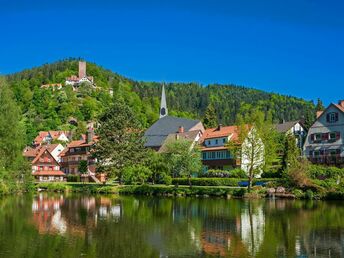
{"left": 160, "top": 108, "right": 166, "bottom": 116}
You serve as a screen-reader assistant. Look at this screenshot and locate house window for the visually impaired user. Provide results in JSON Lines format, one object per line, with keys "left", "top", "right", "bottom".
{"left": 202, "top": 152, "right": 206, "bottom": 160}
{"left": 314, "top": 133, "right": 322, "bottom": 142}
{"left": 329, "top": 132, "right": 337, "bottom": 141}
{"left": 215, "top": 139, "right": 218, "bottom": 144}
{"left": 223, "top": 138, "right": 226, "bottom": 143}
{"left": 327, "top": 112, "right": 339, "bottom": 123}
{"left": 207, "top": 140, "right": 211, "bottom": 145}
{"left": 70, "top": 148, "right": 74, "bottom": 153}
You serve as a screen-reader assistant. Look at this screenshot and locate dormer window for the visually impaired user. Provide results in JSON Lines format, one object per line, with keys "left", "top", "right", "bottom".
{"left": 327, "top": 112, "right": 339, "bottom": 123}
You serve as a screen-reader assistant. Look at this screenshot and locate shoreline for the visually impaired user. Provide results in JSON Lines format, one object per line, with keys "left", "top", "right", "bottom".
{"left": 34, "top": 182, "right": 317, "bottom": 200}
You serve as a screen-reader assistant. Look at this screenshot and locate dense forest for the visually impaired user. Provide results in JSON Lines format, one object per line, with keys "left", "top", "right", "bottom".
{"left": 5, "top": 58, "right": 316, "bottom": 144}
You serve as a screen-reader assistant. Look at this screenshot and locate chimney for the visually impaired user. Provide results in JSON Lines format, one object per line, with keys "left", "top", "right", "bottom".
{"left": 339, "top": 100, "right": 344, "bottom": 108}
{"left": 178, "top": 126, "right": 184, "bottom": 133}
{"left": 86, "top": 127, "right": 94, "bottom": 143}
{"left": 79, "top": 61, "right": 86, "bottom": 78}
{"left": 316, "top": 111, "right": 323, "bottom": 118}
{"left": 217, "top": 124, "right": 222, "bottom": 131}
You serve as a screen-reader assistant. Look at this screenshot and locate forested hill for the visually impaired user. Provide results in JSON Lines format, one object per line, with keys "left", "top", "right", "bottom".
{"left": 5, "top": 58, "right": 315, "bottom": 143}
{"left": 134, "top": 82, "right": 316, "bottom": 126}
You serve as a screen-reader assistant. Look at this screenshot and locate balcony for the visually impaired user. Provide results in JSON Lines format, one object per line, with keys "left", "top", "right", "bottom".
{"left": 308, "top": 155, "right": 344, "bottom": 165}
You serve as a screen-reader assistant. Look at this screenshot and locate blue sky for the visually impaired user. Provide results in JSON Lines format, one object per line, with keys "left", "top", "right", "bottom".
{"left": 1, "top": 0, "right": 343, "bottom": 104}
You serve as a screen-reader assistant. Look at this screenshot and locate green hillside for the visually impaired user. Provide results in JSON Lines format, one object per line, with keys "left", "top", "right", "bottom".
{"left": 5, "top": 58, "right": 316, "bottom": 144}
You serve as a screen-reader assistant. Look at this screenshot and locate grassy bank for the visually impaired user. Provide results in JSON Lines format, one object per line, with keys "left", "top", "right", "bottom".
{"left": 35, "top": 182, "right": 246, "bottom": 197}
{"left": 35, "top": 181, "right": 344, "bottom": 200}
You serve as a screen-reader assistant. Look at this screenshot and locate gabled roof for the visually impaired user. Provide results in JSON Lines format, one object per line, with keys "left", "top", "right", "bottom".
{"left": 34, "top": 131, "right": 70, "bottom": 145}
{"left": 31, "top": 146, "right": 59, "bottom": 165}
{"left": 23, "top": 144, "right": 61, "bottom": 158}
{"left": 144, "top": 116, "right": 202, "bottom": 147}
{"left": 158, "top": 130, "right": 202, "bottom": 153}
{"left": 274, "top": 120, "right": 302, "bottom": 133}
{"left": 202, "top": 125, "right": 241, "bottom": 141}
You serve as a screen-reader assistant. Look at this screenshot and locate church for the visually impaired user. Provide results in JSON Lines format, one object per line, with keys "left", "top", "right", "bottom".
{"left": 144, "top": 85, "right": 205, "bottom": 151}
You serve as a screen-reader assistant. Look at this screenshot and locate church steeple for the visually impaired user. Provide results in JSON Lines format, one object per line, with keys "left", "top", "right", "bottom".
{"left": 160, "top": 84, "right": 168, "bottom": 118}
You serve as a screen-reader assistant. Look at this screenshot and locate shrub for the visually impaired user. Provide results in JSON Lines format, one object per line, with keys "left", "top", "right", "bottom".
{"left": 292, "top": 189, "right": 305, "bottom": 199}
{"left": 305, "top": 189, "right": 314, "bottom": 200}
{"left": 309, "top": 165, "right": 344, "bottom": 180}
{"left": 201, "top": 168, "right": 247, "bottom": 178}
{"left": 163, "top": 175, "right": 172, "bottom": 185}
{"left": 67, "top": 174, "right": 80, "bottom": 182}
{"left": 261, "top": 171, "right": 282, "bottom": 178}
{"left": 232, "top": 188, "right": 246, "bottom": 197}
{"left": 172, "top": 177, "right": 280, "bottom": 187}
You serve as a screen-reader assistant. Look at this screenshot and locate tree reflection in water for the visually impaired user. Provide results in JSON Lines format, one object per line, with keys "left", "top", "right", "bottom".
{"left": 0, "top": 194, "right": 343, "bottom": 257}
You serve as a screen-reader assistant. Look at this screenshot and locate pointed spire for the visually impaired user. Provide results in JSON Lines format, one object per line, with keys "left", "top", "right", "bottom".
{"left": 160, "top": 84, "right": 168, "bottom": 118}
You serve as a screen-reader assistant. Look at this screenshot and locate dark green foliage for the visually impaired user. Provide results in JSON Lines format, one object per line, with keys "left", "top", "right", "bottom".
{"left": 67, "top": 174, "right": 81, "bottom": 182}
{"left": 282, "top": 133, "right": 300, "bottom": 170}
{"left": 315, "top": 98, "right": 325, "bottom": 111}
{"left": 203, "top": 103, "right": 217, "bottom": 128}
{"left": 119, "top": 184, "right": 237, "bottom": 197}
{"left": 0, "top": 78, "right": 32, "bottom": 193}
{"left": 172, "top": 177, "right": 279, "bottom": 186}
{"left": 93, "top": 100, "right": 148, "bottom": 180}
{"left": 78, "top": 160, "right": 88, "bottom": 174}
{"left": 134, "top": 82, "right": 316, "bottom": 126}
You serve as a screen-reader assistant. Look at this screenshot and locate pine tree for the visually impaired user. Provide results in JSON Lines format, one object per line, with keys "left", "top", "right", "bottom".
{"left": 203, "top": 103, "right": 217, "bottom": 128}
{"left": 315, "top": 98, "right": 325, "bottom": 111}
{"left": 93, "top": 100, "right": 148, "bottom": 182}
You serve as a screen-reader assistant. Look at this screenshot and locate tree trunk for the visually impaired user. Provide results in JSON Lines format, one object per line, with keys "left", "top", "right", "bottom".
{"left": 248, "top": 168, "right": 253, "bottom": 192}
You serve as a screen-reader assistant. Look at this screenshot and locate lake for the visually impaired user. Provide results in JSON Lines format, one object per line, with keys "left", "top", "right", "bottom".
{"left": 0, "top": 193, "right": 343, "bottom": 258}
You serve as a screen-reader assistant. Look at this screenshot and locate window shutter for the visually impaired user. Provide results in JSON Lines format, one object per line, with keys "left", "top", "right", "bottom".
{"left": 335, "top": 113, "right": 339, "bottom": 122}
{"left": 326, "top": 114, "right": 330, "bottom": 122}
{"left": 336, "top": 132, "right": 341, "bottom": 140}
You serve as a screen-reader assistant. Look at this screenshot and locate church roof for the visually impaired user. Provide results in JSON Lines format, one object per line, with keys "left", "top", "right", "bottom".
{"left": 274, "top": 120, "right": 302, "bottom": 133}
{"left": 144, "top": 116, "right": 202, "bottom": 147}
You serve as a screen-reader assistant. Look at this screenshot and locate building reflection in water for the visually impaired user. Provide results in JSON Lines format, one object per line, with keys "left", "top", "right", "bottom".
{"left": 29, "top": 195, "right": 344, "bottom": 258}
{"left": 31, "top": 193, "right": 122, "bottom": 236}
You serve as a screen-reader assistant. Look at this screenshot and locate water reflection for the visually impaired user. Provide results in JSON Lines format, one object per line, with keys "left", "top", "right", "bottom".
{"left": 0, "top": 194, "right": 344, "bottom": 257}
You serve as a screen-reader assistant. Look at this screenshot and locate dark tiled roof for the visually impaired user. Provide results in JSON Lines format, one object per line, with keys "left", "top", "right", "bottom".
{"left": 274, "top": 120, "right": 299, "bottom": 133}
{"left": 144, "top": 116, "right": 202, "bottom": 147}
{"left": 158, "top": 130, "right": 202, "bottom": 152}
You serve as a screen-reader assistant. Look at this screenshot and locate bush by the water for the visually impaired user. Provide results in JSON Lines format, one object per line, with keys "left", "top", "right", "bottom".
{"left": 200, "top": 169, "right": 247, "bottom": 178}
{"left": 119, "top": 184, "right": 236, "bottom": 197}
{"left": 172, "top": 177, "right": 279, "bottom": 186}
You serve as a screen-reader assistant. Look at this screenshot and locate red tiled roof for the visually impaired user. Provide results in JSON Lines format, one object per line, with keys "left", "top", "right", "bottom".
{"left": 202, "top": 125, "right": 241, "bottom": 141}
{"left": 23, "top": 144, "right": 61, "bottom": 158}
{"left": 32, "top": 171, "right": 66, "bottom": 176}
{"left": 335, "top": 104, "right": 344, "bottom": 113}
{"left": 34, "top": 131, "right": 70, "bottom": 145}
{"left": 31, "top": 146, "right": 59, "bottom": 164}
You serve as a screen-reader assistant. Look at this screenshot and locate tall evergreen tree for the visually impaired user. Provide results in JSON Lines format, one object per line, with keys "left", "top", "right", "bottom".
{"left": 203, "top": 103, "right": 218, "bottom": 128}
{"left": 0, "top": 78, "right": 31, "bottom": 192}
{"left": 93, "top": 100, "right": 147, "bottom": 182}
{"left": 315, "top": 98, "right": 325, "bottom": 111}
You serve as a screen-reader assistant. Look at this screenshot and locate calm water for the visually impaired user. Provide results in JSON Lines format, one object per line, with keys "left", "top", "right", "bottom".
{"left": 0, "top": 194, "right": 343, "bottom": 258}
